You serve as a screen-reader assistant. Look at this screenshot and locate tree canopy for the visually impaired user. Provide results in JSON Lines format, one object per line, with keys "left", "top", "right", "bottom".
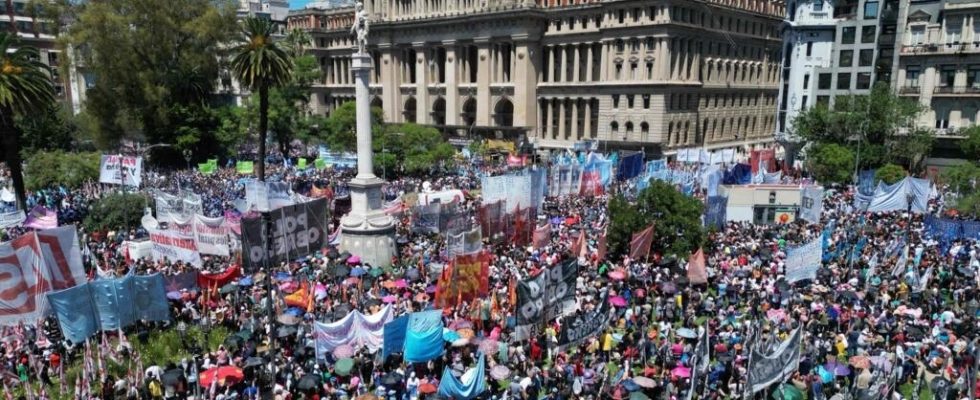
{"left": 608, "top": 180, "right": 705, "bottom": 259}
{"left": 875, "top": 163, "right": 908, "bottom": 185}
{"left": 807, "top": 143, "right": 855, "bottom": 184}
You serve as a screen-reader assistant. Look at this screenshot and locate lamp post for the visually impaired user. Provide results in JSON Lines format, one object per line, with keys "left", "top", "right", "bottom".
{"left": 183, "top": 149, "right": 193, "bottom": 171}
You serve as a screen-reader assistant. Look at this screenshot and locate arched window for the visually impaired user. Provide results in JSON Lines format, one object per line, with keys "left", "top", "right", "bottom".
{"left": 462, "top": 98, "right": 477, "bottom": 126}
{"left": 432, "top": 97, "right": 446, "bottom": 126}
{"left": 625, "top": 122, "right": 634, "bottom": 138}
{"left": 403, "top": 97, "right": 417, "bottom": 123}
{"left": 611, "top": 121, "right": 619, "bottom": 135}
{"left": 494, "top": 98, "right": 514, "bottom": 127}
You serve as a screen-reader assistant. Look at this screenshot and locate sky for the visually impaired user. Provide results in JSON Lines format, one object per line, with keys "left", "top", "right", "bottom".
{"left": 289, "top": 0, "right": 312, "bottom": 9}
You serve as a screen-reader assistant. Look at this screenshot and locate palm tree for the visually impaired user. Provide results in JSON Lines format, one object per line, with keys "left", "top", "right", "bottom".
{"left": 231, "top": 17, "right": 292, "bottom": 182}
{"left": 0, "top": 32, "right": 56, "bottom": 209}
{"left": 284, "top": 28, "right": 312, "bottom": 57}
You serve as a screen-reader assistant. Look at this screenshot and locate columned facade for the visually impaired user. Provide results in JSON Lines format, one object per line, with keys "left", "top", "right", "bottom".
{"left": 289, "top": 0, "right": 785, "bottom": 155}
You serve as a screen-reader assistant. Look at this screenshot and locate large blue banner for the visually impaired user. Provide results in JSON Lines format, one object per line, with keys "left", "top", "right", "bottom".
{"left": 617, "top": 152, "right": 644, "bottom": 181}
{"left": 438, "top": 353, "right": 487, "bottom": 400}
{"left": 382, "top": 315, "right": 409, "bottom": 359}
{"left": 858, "top": 170, "right": 876, "bottom": 196}
{"left": 47, "top": 285, "right": 98, "bottom": 344}
{"left": 133, "top": 274, "right": 170, "bottom": 322}
{"left": 403, "top": 310, "right": 444, "bottom": 363}
{"left": 705, "top": 196, "right": 728, "bottom": 230}
{"left": 964, "top": 221, "right": 980, "bottom": 240}
{"left": 92, "top": 275, "right": 137, "bottom": 331}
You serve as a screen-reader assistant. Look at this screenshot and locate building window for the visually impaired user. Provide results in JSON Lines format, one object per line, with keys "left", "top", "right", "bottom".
{"left": 806, "top": 42, "right": 813, "bottom": 57}
{"left": 842, "top": 27, "right": 856, "bottom": 44}
{"left": 803, "top": 74, "right": 810, "bottom": 89}
{"left": 863, "top": 1, "right": 878, "bottom": 20}
{"left": 839, "top": 50, "right": 853, "bottom": 67}
{"left": 643, "top": 95, "right": 650, "bottom": 109}
{"left": 818, "top": 73, "right": 832, "bottom": 89}
{"left": 946, "top": 19, "right": 962, "bottom": 46}
{"left": 630, "top": 39, "right": 640, "bottom": 52}
{"left": 627, "top": 95, "right": 635, "bottom": 108}
{"left": 801, "top": 95, "right": 808, "bottom": 110}
{"left": 645, "top": 37, "right": 655, "bottom": 51}
{"left": 612, "top": 94, "right": 620, "bottom": 108}
{"left": 618, "top": 9, "right": 625, "bottom": 24}
{"left": 817, "top": 96, "right": 830, "bottom": 106}
{"left": 906, "top": 66, "right": 920, "bottom": 87}
{"left": 615, "top": 40, "right": 625, "bottom": 53}
{"left": 968, "top": 66, "right": 980, "bottom": 88}
{"left": 940, "top": 65, "right": 956, "bottom": 87}
{"left": 611, "top": 121, "right": 619, "bottom": 134}
{"left": 858, "top": 49, "right": 874, "bottom": 67}
{"left": 813, "top": 0, "right": 824, "bottom": 12}
{"left": 856, "top": 72, "right": 872, "bottom": 89}
{"left": 936, "top": 109, "right": 949, "bottom": 129}
{"left": 837, "top": 73, "right": 851, "bottom": 90}
{"left": 630, "top": 62, "right": 638, "bottom": 80}
{"left": 909, "top": 25, "right": 925, "bottom": 45}
{"left": 615, "top": 63, "right": 623, "bottom": 80}
{"left": 861, "top": 26, "right": 876, "bottom": 43}
{"left": 646, "top": 62, "right": 654, "bottom": 80}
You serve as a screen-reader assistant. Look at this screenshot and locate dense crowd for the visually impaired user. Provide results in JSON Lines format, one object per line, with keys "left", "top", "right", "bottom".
{"left": 0, "top": 155, "right": 977, "bottom": 400}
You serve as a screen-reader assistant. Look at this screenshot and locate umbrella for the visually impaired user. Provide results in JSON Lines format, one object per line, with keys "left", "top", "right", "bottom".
{"left": 277, "top": 314, "right": 301, "bottom": 326}
{"left": 490, "top": 365, "right": 511, "bottom": 380}
{"left": 297, "top": 374, "right": 320, "bottom": 391}
{"left": 394, "top": 279, "right": 408, "bottom": 289}
{"left": 671, "top": 366, "right": 690, "bottom": 378}
{"left": 333, "top": 344, "right": 355, "bottom": 359}
{"left": 236, "top": 329, "right": 253, "bottom": 341}
{"left": 629, "top": 392, "right": 650, "bottom": 400}
{"left": 364, "top": 298, "right": 381, "bottom": 308}
{"left": 370, "top": 267, "right": 385, "bottom": 277}
{"left": 419, "top": 383, "right": 437, "bottom": 394}
{"left": 166, "top": 291, "right": 183, "bottom": 300}
{"left": 381, "top": 372, "right": 402, "bottom": 387}
{"left": 816, "top": 366, "right": 834, "bottom": 383}
{"left": 823, "top": 361, "right": 850, "bottom": 376}
{"left": 621, "top": 379, "right": 640, "bottom": 392}
{"left": 479, "top": 339, "right": 499, "bottom": 355}
{"left": 243, "top": 357, "right": 264, "bottom": 368}
{"left": 161, "top": 369, "right": 184, "bottom": 386}
{"left": 219, "top": 284, "right": 238, "bottom": 294}
{"left": 350, "top": 267, "right": 366, "bottom": 277}
{"left": 238, "top": 276, "right": 254, "bottom": 286}
{"left": 332, "top": 265, "right": 350, "bottom": 278}
{"left": 425, "top": 285, "right": 437, "bottom": 294}
{"left": 334, "top": 358, "right": 354, "bottom": 376}
{"left": 632, "top": 376, "right": 655, "bottom": 388}
{"left": 405, "top": 268, "right": 420, "bottom": 281}
{"left": 771, "top": 384, "right": 803, "bottom": 400}
{"left": 676, "top": 328, "right": 698, "bottom": 339}
{"left": 276, "top": 326, "right": 297, "bottom": 338}
{"left": 848, "top": 355, "right": 871, "bottom": 369}
{"left": 382, "top": 295, "right": 398, "bottom": 303}
{"left": 279, "top": 281, "right": 299, "bottom": 293}
{"left": 609, "top": 296, "right": 627, "bottom": 307}
{"left": 273, "top": 272, "right": 292, "bottom": 281}
{"left": 326, "top": 248, "right": 340, "bottom": 259}
{"left": 347, "top": 256, "right": 361, "bottom": 265}
{"left": 338, "top": 251, "right": 351, "bottom": 260}
{"left": 223, "top": 335, "right": 243, "bottom": 351}
{"left": 198, "top": 366, "right": 244, "bottom": 387}
{"left": 608, "top": 270, "right": 626, "bottom": 281}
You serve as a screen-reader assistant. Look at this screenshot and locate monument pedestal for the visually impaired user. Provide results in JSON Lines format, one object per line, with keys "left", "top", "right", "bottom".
{"left": 338, "top": 52, "right": 397, "bottom": 267}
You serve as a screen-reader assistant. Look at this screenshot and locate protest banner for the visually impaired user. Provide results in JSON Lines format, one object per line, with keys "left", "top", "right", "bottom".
{"left": 99, "top": 155, "right": 143, "bottom": 187}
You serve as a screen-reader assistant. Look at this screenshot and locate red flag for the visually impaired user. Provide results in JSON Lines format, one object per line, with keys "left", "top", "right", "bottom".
{"left": 597, "top": 229, "right": 607, "bottom": 261}
{"left": 571, "top": 231, "right": 586, "bottom": 258}
{"left": 532, "top": 223, "right": 551, "bottom": 250}
{"left": 629, "top": 224, "right": 655, "bottom": 260}
{"left": 687, "top": 248, "right": 708, "bottom": 284}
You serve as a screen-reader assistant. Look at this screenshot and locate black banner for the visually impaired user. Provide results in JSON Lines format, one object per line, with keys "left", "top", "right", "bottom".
{"left": 747, "top": 327, "right": 802, "bottom": 394}
{"left": 241, "top": 198, "right": 329, "bottom": 272}
{"left": 411, "top": 203, "right": 441, "bottom": 234}
{"left": 515, "top": 260, "right": 577, "bottom": 339}
{"left": 557, "top": 294, "right": 610, "bottom": 348}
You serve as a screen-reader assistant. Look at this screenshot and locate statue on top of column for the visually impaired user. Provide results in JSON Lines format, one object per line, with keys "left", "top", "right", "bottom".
{"left": 351, "top": 1, "right": 369, "bottom": 54}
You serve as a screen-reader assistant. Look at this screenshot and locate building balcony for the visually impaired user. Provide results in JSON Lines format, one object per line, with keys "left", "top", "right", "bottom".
{"left": 898, "top": 86, "right": 920, "bottom": 95}
{"left": 901, "top": 43, "right": 980, "bottom": 56}
{"left": 933, "top": 86, "right": 980, "bottom": 95}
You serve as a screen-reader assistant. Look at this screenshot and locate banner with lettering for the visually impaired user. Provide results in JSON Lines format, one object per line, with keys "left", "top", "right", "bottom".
{"left": 98, "top": 155, "right": 143, "bottom": 187}
{"left": 747, "top": 327, "right": 802, "bottom": 394}
{"left": 36, "top": 226, "right": 86, "bottom": 290}
{"left": 785, "top": 239, "right": 822, "bottom": 283}
{"left": 154, "top": 191, "right": 204, "bottom": 224}
{"left": 446, "top": 228, "right": 482, "bottom": 259}
{"left": 240, "top": 198, "right": 329, "bottom": 272}
{"left": 149, "top": 229, "right": 202, "bottom": 267}
{"left": 514, "top": 260, "right": 578, "bottom": 340}
{"left": 313, "top": 305, "right": 394, "bottom": 358}
{"left": 0, "top": 210, "right": 25, "bottom": 229}
{"left": 800, "top": 186, "right": 823, "bottom": 224}
{"left": 435, "top": 252, "right": 489, "bottom": 308}
{"left": 557, "top": 294, "right": 610, "bottom": 348}
{"left": 0, "top": 234, "right": 57, "bottom": 325}
{"left": 194, "top": 215, "right": 230, "bottom": 257}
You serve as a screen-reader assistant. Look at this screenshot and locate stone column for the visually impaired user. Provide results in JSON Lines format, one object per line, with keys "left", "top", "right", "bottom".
{"left": 414, "top": 42, "right": 430, "bottom": 124}
{"left": 547, "top": 45, "right": 555, "bottom": 82}
{"left": 545, "top": 98, "right": 555, "bottom": 139}
{"left": 573, "top": 44, "right": 581, "bottom": 83}
{"left": 558, "top": 98, "right": 567, "bottom": 140}
{"left": 444, "top": 41, "right": 460, "bottom": 125}
{"left": 599, "top": 41, "right": 609, "bottom": 81}
{"left": 512, "top": 38, "right": 538, "bottom": 128}
{"left": 583, "top": 98, "right": 592, "bottom": 138}
{"left": 475, "top": 37, "right": 491, "bottom": 126}
{"left": 585, "top": 44, "right": 593, "bottom": 82}
{"left": 379, "top": 43, "right": 398, "bottom": 122}
{"left": 570, "top": 98, "right": 579, "bottom": 140}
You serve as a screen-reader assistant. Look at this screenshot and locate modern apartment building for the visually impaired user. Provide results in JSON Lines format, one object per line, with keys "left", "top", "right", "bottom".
{"left": 894, "top": 0, "right": 980, "bottom": 135}
{"left": 287, "top": 0, "right": 785, "bottom": 157}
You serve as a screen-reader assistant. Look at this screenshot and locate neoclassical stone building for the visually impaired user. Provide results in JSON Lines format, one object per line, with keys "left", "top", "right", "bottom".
{"left": 288, "top": 0, "right": 785, "bottom": 156}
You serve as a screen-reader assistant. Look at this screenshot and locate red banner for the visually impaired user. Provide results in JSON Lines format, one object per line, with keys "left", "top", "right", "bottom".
{"left": 629, "top": 224, "right": 655, "bottom": 261}
{"left": 435, "top": 252, "right": 490, "bottom": 308}
{"left": 197, "top": 265, "right": 241, "bottom": 289}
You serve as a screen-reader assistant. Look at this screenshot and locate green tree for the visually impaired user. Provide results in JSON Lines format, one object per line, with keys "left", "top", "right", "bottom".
{"left": 83, "top": 192, "right": 148, "bottom": 232}
{"left": 875, "top": 163, "right": 908, "bottom": 185}
{"left": 791, "top": 83, "right": 927, "bottom": 171}
{"left": 231, "top": 17, "right": 293, "bottom": 181}
{"left": 942, "top": 162, "right": 980, "bottom": 217}
{"left": 961, "top": 125, "right": 980, "bottom": 161}
{"left": 0, "top": 32, "right": 56, "bottom": 209}
{"left": 15, "top": 103, "right": 79, "bottom": 156}
{"left": 382, "top": 123, "right": 455, "bottom": 175}
{"left": 62, "top": 0, "right": 237, "bottom": 149}
{"left": 607, "top": 181, "right": 705, "bottom": 259}
{"left": 324, "top": 101, "right": 384, "bottom": 152}
{"left": 24, "top": 151, "right": 101, "bottom": 191}
{"left": 807, "top": 143, "right": 855, "bottom": 184}
{"left": 244, "top": 53, "right": 320, "bottom": 155}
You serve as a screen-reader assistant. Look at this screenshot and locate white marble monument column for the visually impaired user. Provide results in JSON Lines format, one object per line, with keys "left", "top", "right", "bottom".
{"left": 339, "top": 52, "right": 397, "bottom": 267}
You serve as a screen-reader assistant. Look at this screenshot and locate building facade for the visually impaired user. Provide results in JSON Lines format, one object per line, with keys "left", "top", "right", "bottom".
{"left": 1, "top": 1, "right": 72, "bottom": 106}
{"left": 288, "top": 0, "right": 785, "bottom": 157}
{"left": 894, "top": 0, "right": 980, "bottom": 135}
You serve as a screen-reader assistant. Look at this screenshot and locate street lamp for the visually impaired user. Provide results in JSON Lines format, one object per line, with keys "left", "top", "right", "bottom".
{"left": 201, "top": 316, "right": 211, "bottom": 350}
{"left": 183, "top": 149, "right": 193, "bottom": 171}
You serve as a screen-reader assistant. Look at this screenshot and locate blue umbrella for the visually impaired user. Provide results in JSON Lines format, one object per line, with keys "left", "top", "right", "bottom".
{"left": 274, "top": 272, "right": 292, "bottom": 282}
{"left": 443, "top": 329, "right": 461, "bottom": 343}
{"left": 238, "top": 277, "right": 253, "bottom": 286}
{"left": 350, "top": 267, "right": 366, "bottom": 277}
{"left": 285, "top": 307, "right": 304, "bottom": 317}
{"left": 621, "top": 379, "right": 640, "bottom": 392}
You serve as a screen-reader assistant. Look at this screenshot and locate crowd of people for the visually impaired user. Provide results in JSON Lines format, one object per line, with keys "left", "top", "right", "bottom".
{"left": 0, "top": 154, "right": 977, "bottom": 400}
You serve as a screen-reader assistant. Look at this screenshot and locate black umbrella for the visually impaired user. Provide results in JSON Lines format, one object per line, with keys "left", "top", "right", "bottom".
{"left": 381, "top": 372, "right": 403, "bottom": 387}
{"left": 297, "top": 374, "right": 320, "bottom": 391}
{"left": 219, "top": 283, "right": 238, "bottom": 294}
{"left": 244, "top": 357, "right": 265, "bottom": 368}
{"left": 161, "top": 369, "right": 184, "bottom": 386}
{"left": 365, "top": 298, "right": 381, "bottom": 308}
{"left": 338, "top": 251, "right": 351, "bottom": 260}
{"left": 326, "top": 248, "right": 340, "bottom": 259}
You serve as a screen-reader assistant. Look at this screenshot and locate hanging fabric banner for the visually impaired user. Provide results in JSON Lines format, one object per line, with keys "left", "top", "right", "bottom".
{"left": 149, "top": 229, "right": 202, "bottom": 268}
{"left": 313, "top": 305, "right": 394, "bottom": 359}
{"left": 99, "top": 155, "right": 143, "bottom": 187}
{"left": 514, "top": 260, "right": 578, "bottom": 340}
{"left": 800, "top": 186, "right": 824, "bottom": 224}
{"left": 193, "top": 215, "right": 230, "bottom": 257}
